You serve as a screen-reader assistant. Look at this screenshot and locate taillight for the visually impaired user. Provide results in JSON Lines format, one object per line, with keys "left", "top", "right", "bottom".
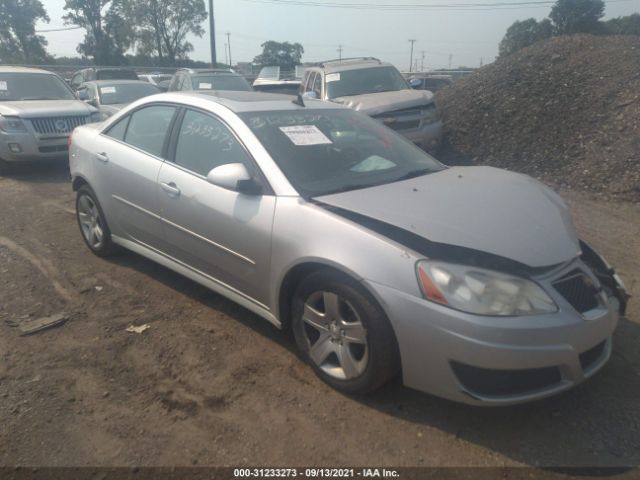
{"left": 68, "top": 129, "right": 74, "bottom": 147}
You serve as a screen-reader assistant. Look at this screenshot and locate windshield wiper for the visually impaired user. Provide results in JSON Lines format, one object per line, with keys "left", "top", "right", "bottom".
{"left": 394, "top": 168, "right": 434, "bottom": 182}
{"left": 20, "top": 97, "right": 61, "bottom": 101}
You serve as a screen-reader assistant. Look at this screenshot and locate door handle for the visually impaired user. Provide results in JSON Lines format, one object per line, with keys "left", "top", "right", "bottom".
{"left": 160, "top": 182, "right": 181, "bottom": 197}
{"left": 95, "top": 152, "right": 109, "bottom": 163}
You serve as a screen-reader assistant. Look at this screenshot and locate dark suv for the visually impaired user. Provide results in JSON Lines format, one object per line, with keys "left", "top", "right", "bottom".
{"left": 70, "top": 68, "right": 138, "bottom": 91}
{"left": 168, "top": 68, "right": 252, "bottom": 92}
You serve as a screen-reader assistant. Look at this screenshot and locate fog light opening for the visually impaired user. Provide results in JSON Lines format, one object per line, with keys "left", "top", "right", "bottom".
{"left": 8, "top": 143, "right": 22, "bottom": 153}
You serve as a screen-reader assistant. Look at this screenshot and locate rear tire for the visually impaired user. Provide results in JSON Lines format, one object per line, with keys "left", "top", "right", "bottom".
{"left": 76, "top": 185, "right": 118, "bottom": 257}
{"left": 292, "top": 269, "right": 400, "bottom": 395}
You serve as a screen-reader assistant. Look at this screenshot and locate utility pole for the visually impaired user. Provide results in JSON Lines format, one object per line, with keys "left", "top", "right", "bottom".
{"left": 224, "top": 43, "right": 228, "bottom": 65}
{"left": 480, "top": 57, "right": 483, "bottom": 67}
{"left": 448, "top": 53, "right": 452, "bottom": 70}
{"left": 226, "top": 32, "right": 232, "bottom": 67}
{"left": 208, "top": 0, "right": 217, "bottom": 66}
{"left": 408, "top": 39, "right": 416, "bottom": 72}
{"left": 421, "top": 51, "right": 425, "bottom": 72}
{"left": 337, "top": 44, "right": 343, "bottom": 61}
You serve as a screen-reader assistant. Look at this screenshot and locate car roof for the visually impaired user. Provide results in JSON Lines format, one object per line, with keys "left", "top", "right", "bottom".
{"left": 178, "top": 68, "right": 236, "bottom": 75}
{"left": 310, "top": 58, "right": 391, "bottom": 74}
{"left": 0, "top": 66, "right": 56, "bottom": 75}
{"left": 163, "top": 91, "right": 344, "bottom": 113}
{"left": 84, "top": 80, "right": 159, "bottom": 86}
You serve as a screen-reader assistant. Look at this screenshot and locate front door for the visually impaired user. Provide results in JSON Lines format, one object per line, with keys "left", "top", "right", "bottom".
{"left": 157, "top": 108, "right": 275, "bottom": 306}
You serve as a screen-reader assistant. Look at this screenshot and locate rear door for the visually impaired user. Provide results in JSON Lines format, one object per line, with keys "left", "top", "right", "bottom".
{"left": 157, "top": 107, "right": 275, "bottom": 305}
{"left": 92, "top": 103, "right": 178, "bottom": 249}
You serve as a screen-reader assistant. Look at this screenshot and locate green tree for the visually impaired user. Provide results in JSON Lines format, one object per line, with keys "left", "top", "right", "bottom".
{"left": 253, "top": 41, "right": 304, "bottom": 70}
{"left": 549, "top": 0, "right": 605, "bottom": 35}
{"left": 605, "top": 13, "right": 640, "bottom": 35}
{"left": 63, "top": 0, "right": 134, "bottom": 65}
{"left": 127, "top": 0, "right": 206, "bottom": 66}
{"left": 0, "top": 0, "right": 50, "bottom": 64}
{"left": 499, "top": 18, "right": 553, "bottom": 56}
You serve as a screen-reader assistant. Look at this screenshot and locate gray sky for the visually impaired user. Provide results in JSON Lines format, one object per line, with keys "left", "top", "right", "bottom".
{"left": 38, "top": 0, "right": 639, "bottom": 69}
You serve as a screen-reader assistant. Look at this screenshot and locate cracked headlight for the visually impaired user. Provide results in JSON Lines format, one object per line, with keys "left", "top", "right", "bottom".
{"left": 0, "top": 116, "right": 27, "bottom": 133}
{"left": 416, "top": 260, "right": 557, "bottom": 316}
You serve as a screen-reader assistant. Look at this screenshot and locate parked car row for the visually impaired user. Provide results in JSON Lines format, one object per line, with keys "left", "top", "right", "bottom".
{"left": 0, "top": 60, "right": 447, "bottom": 168}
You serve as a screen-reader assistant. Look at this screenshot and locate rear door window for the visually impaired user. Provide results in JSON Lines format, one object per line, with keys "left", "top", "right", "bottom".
{"left": 123, "top": 105, "right": 176, "bottom": 157}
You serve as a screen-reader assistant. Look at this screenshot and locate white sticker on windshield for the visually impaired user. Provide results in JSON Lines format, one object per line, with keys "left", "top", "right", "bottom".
{"left": 325, "top": 73, "right": 340, "bottom": 83}
{"left": 0, "top": 81, "right": 7, "bottom": 91}
{"left": 100, "top": 86, "right": 116, "bottom": 94}
{"left": 198, "top": 83, "right": 212, "bottom": 89}
{"left": 279, "top": 125, "right": 332, "bottom": 146}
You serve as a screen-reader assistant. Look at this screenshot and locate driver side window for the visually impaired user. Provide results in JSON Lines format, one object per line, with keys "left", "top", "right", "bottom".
{"left": 313, "top": 73, "right": 322, "bottom": 98}
{"left": 173, "top": 109, "right": 253, "bottom": 177}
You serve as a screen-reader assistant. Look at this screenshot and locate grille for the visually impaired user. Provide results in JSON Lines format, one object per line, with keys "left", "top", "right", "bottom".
{"left": 30, "top": 116, "right": 88, "bottom": 135}
{"left": 38, "top": 145, "right": 69, "bottom": 153}
{"left": 451, "top": 361, "right": 562, "bottom": 397}
{"left": 579, "top": 341, "right": 606, "bottom": 370}
{"left": 553, "top": 269, "right": 599, "bottom": 314}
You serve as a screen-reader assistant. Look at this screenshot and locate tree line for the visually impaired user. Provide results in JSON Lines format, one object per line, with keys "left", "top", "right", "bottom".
{"left": 0, "top": 0, "right": 210, "bottom": 66}
{"left": 499, "top": 0, "right": 640, "bottom": 57}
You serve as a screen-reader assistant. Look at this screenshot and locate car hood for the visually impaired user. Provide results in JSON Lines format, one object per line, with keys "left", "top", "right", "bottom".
{"left": 331, "top": 89, "right": 434, "bottom": 116}
{"left": 0, "top": 100, "right": 95, "bottom": 118}
{"left": 315, "top": 166, "right": 581, "bottom": 268}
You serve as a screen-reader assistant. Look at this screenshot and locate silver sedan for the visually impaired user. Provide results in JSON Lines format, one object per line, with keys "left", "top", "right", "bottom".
{"left": 69, "top": 91, "right": 628, "bottom": 405}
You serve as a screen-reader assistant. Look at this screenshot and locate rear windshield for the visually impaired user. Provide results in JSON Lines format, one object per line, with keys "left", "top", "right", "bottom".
{"left": 192, "top": 75, "right": 252, "bottom": 91}
{"left": 98, "top": 83, "right": 160, "bottom": 105}
{"left": 96, "top": 70, "right": 139, "bottom": 81}
{"left": 326, "top": 66, "right": 409, "bottom": 99}
{"left": 0, "top": 73, "right": 75, "bottom": 101}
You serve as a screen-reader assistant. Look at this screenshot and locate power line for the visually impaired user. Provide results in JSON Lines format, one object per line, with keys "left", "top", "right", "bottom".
{"left": 35, "top": 26, "right": 83, "bottom": 33}
{"left": 238, "top": 0, "right": 633, "bottom": 10}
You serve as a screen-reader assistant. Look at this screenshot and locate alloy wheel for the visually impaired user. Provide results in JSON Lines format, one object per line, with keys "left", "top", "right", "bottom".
{"left": 301, "top": 291, "right": 368, "bottom": 380}
{"left": 77, "top": 193, "right": 105, "bottom": 250}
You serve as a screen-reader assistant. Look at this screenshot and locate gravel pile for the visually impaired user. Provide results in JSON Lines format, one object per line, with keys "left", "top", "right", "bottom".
{"left": 436, "top": 34, "right": 640, "bottom": 201}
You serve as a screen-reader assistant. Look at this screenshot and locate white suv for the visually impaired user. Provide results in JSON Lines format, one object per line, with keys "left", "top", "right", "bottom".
{"left": 300, "top": 58, "right": 442, "bottom": 151}
{"left": 0, "top": 67, "right": 100, "bottom": 172}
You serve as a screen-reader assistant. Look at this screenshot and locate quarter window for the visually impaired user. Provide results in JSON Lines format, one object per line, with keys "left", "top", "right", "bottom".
{"left": 173, "top": 109, "right": 252, "bottom": 177}
{"left": 124, "top": 105, "right": 176, "bottom": 157}
{"left": 105, "top": 116, "right": 129, "bottom": 141}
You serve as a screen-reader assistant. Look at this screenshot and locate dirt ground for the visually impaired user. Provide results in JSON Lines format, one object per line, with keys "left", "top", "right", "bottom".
{"left": 0, "top": 162, "right": 639, "bottom": 469}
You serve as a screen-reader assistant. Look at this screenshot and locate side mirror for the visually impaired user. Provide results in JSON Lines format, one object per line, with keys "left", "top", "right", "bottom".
{"left": 302, "top": 91, "right": 318, "bottom": 100}
{"left": 409, "top": 78, "right": 422, "bottom": 89}
{"left": 206, "top": 163, "right": 262, "bottom": 195}
{"left": 76, "top": 89, "right": 89, "bottom": 101}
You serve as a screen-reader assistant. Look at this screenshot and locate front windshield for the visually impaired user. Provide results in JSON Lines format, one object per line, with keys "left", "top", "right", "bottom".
{"left": 240, "top": 109, "right": 444, "bottom": 198}
{"left": 192, "top": 75, "right": 252, "bottom": 91}
{"left": 0, "top": 73, "right": 75, "bottom": 101}
{"left": 326, "top": 66, "right": 409, "bottom": 99}
{"left": 98, "top": 83, "right": 160, "bottom": 105}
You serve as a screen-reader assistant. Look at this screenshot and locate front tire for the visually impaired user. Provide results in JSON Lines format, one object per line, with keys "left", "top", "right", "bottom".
{"left": 76, "top": 185, "right": 117, "bottom": 257}
{"left": 292, "top": 270, "right": 400, "bottom": 394}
